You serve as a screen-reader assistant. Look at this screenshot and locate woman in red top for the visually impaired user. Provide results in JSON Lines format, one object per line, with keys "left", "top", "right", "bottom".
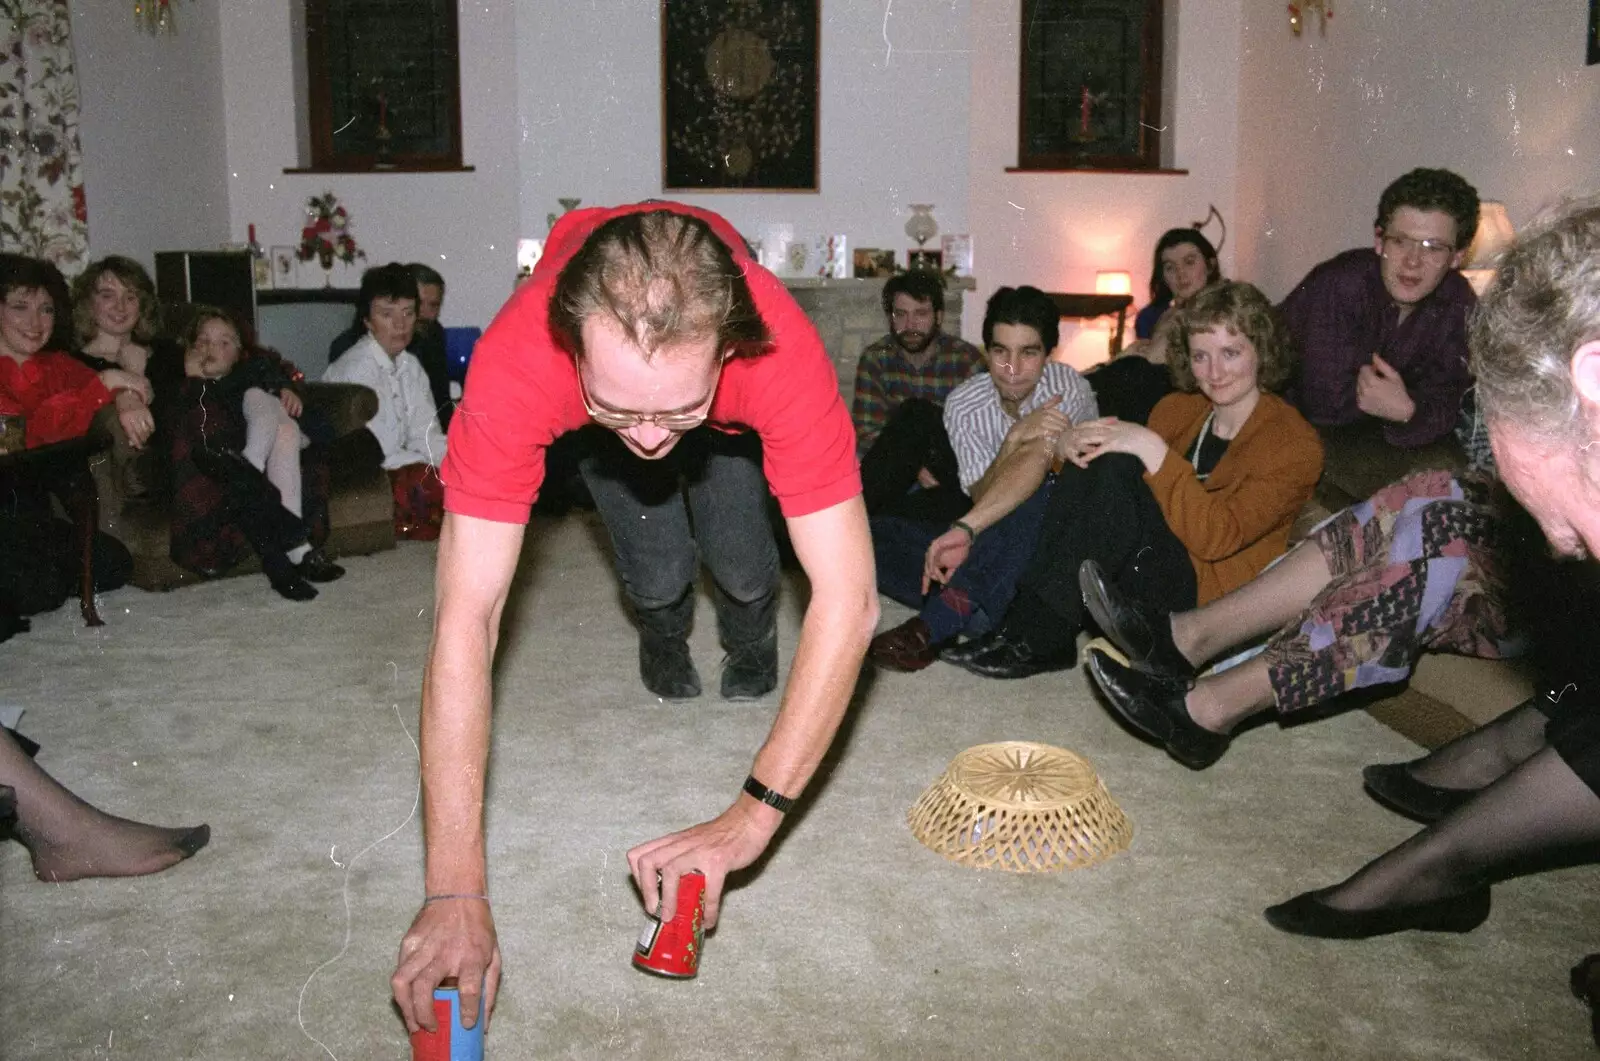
{"left": 0, "top": 255, "right": 132, "bottom": 627}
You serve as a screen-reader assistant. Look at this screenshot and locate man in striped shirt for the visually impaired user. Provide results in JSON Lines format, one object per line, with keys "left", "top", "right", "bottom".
{"left": 868, "top": 285, "right": 1098, "bottom": 671}
{"left": 852, "top": 271, "right": 986, "bottom": 523}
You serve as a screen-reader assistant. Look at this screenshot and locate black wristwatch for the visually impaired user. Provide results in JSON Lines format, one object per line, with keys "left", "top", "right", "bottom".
{"left": 743, "top": 775, "right": 796, "bottom": 814}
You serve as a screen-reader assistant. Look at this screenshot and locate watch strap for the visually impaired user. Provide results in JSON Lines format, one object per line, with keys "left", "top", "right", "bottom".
{"left": 743, "top": 774, "right": 796, "bottom": 814}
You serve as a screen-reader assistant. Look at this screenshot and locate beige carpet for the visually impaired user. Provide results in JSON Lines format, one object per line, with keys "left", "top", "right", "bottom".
{"left": 1, "top": 514, "right": 1596, "bottom": 1060}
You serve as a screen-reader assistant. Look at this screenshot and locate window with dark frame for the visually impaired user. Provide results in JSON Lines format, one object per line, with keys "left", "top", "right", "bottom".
{"left": 301, "top": 0, "right": 466, "bottom": 173}
{"left": 1017, "top": 0, "right": 1164, "bottom": 171}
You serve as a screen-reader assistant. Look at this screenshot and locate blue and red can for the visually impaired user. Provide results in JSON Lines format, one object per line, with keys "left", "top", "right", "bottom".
{"left": 633, "top": 870, "right": 706, "bottom": 978}
{"left": 410, "top": 979, "right": 484, "bottom": 1061}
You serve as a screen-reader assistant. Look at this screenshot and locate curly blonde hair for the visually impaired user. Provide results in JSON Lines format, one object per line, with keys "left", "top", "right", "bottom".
{"left": 1162, "top": 281, "right": 1295, "bottom": 394}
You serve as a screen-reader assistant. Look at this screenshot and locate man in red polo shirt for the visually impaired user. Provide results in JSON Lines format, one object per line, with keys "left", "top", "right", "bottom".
{"left": 390, "top": 203, "right": 877, "bottom": 1032}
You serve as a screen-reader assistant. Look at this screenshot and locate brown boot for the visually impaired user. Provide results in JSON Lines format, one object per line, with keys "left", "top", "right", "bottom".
{"left": 869, "top": 617, "right": 941, "bottom": 672}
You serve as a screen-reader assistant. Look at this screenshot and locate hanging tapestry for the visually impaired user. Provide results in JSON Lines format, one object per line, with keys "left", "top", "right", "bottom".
{"left": 0, "top": 0, "right": 89, "bottom": 271}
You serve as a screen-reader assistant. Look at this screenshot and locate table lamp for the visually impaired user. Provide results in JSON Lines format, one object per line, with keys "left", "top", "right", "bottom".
{"left": 1461, "top": 201, "right": 1515, "bottom": 296}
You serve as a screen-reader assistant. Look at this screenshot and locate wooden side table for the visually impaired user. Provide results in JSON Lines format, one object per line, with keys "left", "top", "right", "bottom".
{"left": 1047, "top": 292, "right": 1135, "bottom": 359}
{"left": 0, "top": 435, "right": 109, "bottom": 627}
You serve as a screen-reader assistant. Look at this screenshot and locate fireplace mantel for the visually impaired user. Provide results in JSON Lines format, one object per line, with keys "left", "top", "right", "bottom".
{"left": 783, "top": 277, "right": 976, "bottom": 395}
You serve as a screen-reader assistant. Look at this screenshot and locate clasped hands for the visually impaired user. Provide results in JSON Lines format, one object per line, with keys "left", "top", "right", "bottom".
{"left": 1054, "top": 417, "right": 1167, "bottom": 475}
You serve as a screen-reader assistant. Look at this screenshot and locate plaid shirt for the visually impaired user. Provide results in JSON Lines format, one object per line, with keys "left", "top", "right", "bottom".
{"left": 850, "top": 331, "right": 987, "bottom": 457}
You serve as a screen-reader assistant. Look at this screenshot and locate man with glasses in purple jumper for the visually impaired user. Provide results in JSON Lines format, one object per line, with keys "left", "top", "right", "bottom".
{"left": 390, "top": 203, "right": 876, "bottom": 1035}
{"left": 1281, "top": 169, "right": 1480, "bottom": 490}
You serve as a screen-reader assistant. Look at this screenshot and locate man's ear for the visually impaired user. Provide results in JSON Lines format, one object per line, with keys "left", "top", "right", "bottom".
{"left": 1570, "top": 340, "right": 1600, "bottom": 408}
{"left": 1373, "top": 227, "right": 1386, "bottom": 256}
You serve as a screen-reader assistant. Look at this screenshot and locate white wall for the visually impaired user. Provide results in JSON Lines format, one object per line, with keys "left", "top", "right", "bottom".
{"left": 217, "top": 0, "right": 522, "bottom": 330}
{"left": 966, "top": 0, "right": 1244, "bottom": 362}
{"left": 516, "top": 1, "right": 971, "bottom": 263}
{"left": 71, "top": 0, "right": 230, "bottom": 269}
{"left": 1235, "top": 0, "right": 1600, "bottom": 301}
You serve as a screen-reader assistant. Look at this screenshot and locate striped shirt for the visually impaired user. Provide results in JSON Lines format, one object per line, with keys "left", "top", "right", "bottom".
{"left": 849, "top": 331, "right": 987, "bottom": 456}
{"left": 943, "top": 360, "right": 1099, "bottom": 492}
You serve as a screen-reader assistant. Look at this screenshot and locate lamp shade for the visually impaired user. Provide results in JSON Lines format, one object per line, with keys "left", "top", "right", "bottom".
{"left": 1094, "top": 270, "right": 1132, "bottom": 296}
{"left": 1466, "top": 201, "right": 1515, "bottom": 269}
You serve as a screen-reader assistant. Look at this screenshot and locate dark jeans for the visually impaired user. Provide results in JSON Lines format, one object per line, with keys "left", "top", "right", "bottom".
{"left": 861, "top": 399, "right": 969, "bottom": 524}
{"left": 872, "top": 476, "right": 1056, "bottom": 643}
{"left": 580, "top": 426, "right": 778, "bottom": 647}
{"left": 1007, "top": 454, "right": 1196, "bottom": 647}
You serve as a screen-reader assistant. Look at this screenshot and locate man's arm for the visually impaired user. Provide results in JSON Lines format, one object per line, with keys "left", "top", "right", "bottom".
{"left": 627, "top": 494, "right": 877, "bottom": 929}
{"left": 849, "top": 351, "right": 889, "bottom": 457}
{"left": 1383, "top": 314, "right": 1473, "bottom": 449}
{"left": 921, "top": 434, "right": 1056, "bottom": 589}
{"left": 1279, "top": 265, "right": 1366, "bottom": 424}
{"left": 391, "top": 512, "right": 526, "bottom": 1033}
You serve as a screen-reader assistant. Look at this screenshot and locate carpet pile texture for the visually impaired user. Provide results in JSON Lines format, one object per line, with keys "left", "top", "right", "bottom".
{"left": 2, "top": 515, "right": 1595, "bottom": 1059}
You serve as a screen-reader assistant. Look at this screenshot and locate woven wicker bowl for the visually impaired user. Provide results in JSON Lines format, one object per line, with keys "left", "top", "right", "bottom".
{"left": 907, "top": 741, "right": 1133, "bottom": 873}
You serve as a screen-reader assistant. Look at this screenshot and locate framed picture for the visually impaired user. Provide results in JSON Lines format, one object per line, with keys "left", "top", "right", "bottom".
{"left": 941, "top": 234, "right": 974, "bottom": 278}
{"left": 1590, "top": 0, "right": 1599, "bottom": 64}
{"left": 661, "top": 0, "right": 819, "bottom": 191}
{"left": 270, "top": 247, "right": 298, "bottom": 289}
{"left": 908, "top": 250, "right": 944, "bottom": 273}
{"left": 853, "top": 248, "right": 895, "bottom": 279}
{"left": 1018, "top": 0, "right": 1164, "bottom": 170}
{"left": 302, "top": 0, "right": 465, "bottom": 172}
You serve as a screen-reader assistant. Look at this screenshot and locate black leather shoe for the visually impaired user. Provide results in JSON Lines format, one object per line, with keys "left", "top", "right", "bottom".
{"left": 939, "top": 630, "right": 1000, "bottom": 665}
{"left": 641, "top": 632, "right": 701, "bottom": 699}
{"left": 297, "top": 547, "right": 346, "bottom": 583}
{"left": 722, "top": 632, "right": 778, "bottom": 701}
{"left": 262, "top": 552, "right": 318, "bottom": 601}
{"left": 1078, "top": 560, "right": 1196, "bottom": 679}
{"left": 1084, "top": 648, "right": 1228, "bottom": 769}
{"left": 1264, "top": 885, "right": 1491, "bottom": 939}
{"left": 1361, "top": 762, "right": 1478, "bottom": 824}
{"left": 958, "top": 633, "right": 1076, "bottom": 679}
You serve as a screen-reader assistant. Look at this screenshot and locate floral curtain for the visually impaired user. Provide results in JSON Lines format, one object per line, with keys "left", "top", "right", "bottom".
{"left": 0, "top": 0, "right": 88, "bottom": 271}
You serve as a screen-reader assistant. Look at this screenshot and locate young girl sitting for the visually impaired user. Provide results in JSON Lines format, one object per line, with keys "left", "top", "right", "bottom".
{"left": 168, "top": 308, "right": 343, "bottom": 600}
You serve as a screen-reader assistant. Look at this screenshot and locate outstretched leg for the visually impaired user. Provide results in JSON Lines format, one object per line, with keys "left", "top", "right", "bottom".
{"left": 1, "top": 729, "right": 209, "bottom": 883}
{"left": 1265, "top": 742, "right": 1600, "bottom": 938}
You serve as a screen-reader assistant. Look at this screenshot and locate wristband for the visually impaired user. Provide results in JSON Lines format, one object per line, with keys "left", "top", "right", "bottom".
{"left": 951, "top": 519, "right": 977, "bottom": 543}
{"left": 743, "top": 775, "right": 796, "bottom": 814}
{"left": 423, "top": 893, "right": 489, "bottom": 906}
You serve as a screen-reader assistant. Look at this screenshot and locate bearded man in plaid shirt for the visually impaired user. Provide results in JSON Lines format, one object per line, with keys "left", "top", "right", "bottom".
{"left": 850, "top": 270, "right": 985, "bottom": 524}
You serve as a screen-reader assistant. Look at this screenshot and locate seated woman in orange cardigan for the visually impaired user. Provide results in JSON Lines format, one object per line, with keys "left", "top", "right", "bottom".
{"left": 953, "top": 281, "right": 1324, "bottom": 678}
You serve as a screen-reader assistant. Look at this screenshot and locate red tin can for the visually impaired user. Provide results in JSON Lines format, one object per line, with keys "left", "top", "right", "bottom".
{"left": 409, "top": 978, "right": 484, "bottom": 1061}
{"left": 632, "top": 870, "right": 706, "bottom": 978}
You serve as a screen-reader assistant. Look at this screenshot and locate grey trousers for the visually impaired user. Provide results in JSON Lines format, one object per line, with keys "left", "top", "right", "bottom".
{"left": 579, "top": 427, "right": 778, "bottom": 648}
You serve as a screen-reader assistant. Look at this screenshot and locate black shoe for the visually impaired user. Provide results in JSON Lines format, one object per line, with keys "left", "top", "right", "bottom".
{"left": 1361, "top": 762, "right": 1478, "bottom": 824}
{"left": 641, "top": 632, "right": 701, "bottom": 699}
{"left": 722, "top": 632, "right": 778, "bottom": 701}
{"left": 1084, "top": 648, "right": 1228, "bottom": 769}
{"left": 1078, "top": 560, "right": 1196, "bottom": 679}
{"left": 1264, "top": 885, "right": 1491, "bottom": 939}
{"left": 959, "top": 633, "right": 1076, "bottom": 679}
{"left": 297, "top": 547, "right": 345, "bottom": 583}
{"left": 262, "top": 553, "right": 318, "bottom": 601}
{"left": 939, "top": 630, "right": 1000, "bottom": 666}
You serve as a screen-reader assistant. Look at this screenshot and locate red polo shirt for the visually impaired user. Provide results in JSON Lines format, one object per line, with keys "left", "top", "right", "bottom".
{"left": 441, "top": 202, "right": 859, "bottom": 523}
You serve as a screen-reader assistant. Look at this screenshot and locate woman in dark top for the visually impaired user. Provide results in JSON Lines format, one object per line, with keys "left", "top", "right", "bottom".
{"left": 1132, "top": 228, "right": 1222, "bottom": 341}
{"left": 69, "top": 257, "right": 181, "bottom": 500}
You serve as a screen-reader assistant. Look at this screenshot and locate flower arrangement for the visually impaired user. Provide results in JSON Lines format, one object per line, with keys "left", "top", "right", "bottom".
{"left": 296, "top": 192, "right": 366, "bottom": 270}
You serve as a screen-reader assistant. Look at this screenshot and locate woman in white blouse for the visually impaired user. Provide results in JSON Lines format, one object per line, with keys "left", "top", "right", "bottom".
{"left": 322, "top": 263, "right": 449, "bottom": 539}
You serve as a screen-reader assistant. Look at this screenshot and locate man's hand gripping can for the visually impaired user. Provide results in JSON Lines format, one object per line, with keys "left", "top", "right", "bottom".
{"left": 633, "top": 870, "right": 706, "bottom": 978}
{"left": 410, "top": 979, "right": 485, "bottom": 1061}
